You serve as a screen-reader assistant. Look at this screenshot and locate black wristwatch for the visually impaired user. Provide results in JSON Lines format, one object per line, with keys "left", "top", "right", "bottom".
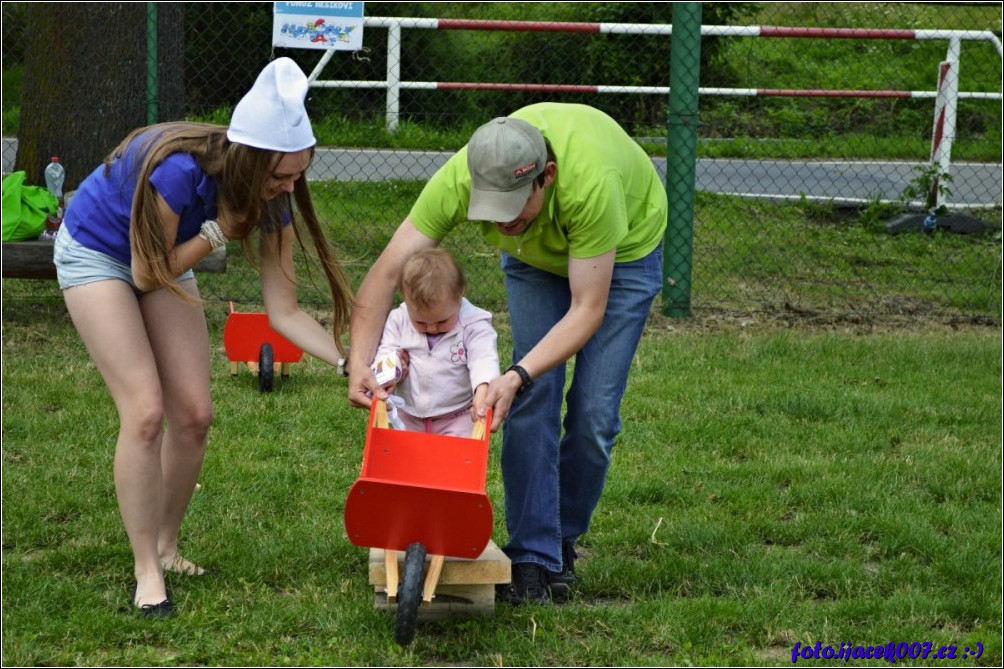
{"left": 506, "top": 364, "right": 533, "bottom": 396}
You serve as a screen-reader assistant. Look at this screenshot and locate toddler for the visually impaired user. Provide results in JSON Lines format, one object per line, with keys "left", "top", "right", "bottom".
{"left": 375, "top": 248, "right": 499, "bottom": 436}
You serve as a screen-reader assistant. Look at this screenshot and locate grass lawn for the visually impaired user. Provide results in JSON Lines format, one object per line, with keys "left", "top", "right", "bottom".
{"left": 2, "top": 295, "right": 1000, "bottom": 666}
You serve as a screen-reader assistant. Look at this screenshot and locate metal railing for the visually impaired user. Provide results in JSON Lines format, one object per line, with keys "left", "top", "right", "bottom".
{"left": 305, "top": 16, "right": 1001, "bottom": 213}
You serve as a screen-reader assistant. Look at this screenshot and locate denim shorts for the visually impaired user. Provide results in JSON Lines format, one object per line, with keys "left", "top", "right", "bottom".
{"left": 53, "top": 226, "right": 194, "bottom": 291}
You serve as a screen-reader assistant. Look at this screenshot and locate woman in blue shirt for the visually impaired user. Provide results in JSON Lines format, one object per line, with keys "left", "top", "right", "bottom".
{"left": 54, "top": 58, "right": 352, "bottom": 617}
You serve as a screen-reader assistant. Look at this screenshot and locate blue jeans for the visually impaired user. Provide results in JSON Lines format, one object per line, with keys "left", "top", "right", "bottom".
{"left": 500, "top": 246, "right": 663, "bottom": 571}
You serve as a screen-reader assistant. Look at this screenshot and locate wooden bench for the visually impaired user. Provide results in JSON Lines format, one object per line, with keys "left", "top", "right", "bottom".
{"left": 1, "top": 238, "right": 227, "bottom": 280}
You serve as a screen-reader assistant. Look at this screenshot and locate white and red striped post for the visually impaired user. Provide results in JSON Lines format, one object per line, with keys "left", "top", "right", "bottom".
{"left": 928, "top": 37, "right": 962, "bottom": 211}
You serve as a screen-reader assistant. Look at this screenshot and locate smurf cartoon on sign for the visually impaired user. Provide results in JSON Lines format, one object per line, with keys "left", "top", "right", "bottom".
{"left": 273, "top": 2, "right": 364, "bottom": 50}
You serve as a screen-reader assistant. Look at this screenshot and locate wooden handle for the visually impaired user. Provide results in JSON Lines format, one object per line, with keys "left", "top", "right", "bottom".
{"left": 373, "top": 399, "right": 390, "bottom": 429}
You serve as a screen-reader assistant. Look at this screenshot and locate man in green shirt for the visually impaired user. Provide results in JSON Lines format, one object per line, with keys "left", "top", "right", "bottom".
{"left": 349, "top": 103, "right": 667, "bottom": 604}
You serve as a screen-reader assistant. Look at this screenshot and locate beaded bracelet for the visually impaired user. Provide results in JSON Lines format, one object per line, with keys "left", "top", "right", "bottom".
{"left": 198, "top": 220, "right": 228, "bottom": 251}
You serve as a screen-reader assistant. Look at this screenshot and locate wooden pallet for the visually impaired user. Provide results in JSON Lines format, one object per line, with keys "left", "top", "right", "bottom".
{"left": 368, "top": 540, "right": 510, "bottom": 620}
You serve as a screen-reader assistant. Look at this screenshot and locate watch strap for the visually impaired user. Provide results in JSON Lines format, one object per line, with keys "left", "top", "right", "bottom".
{"left": 506, "top": 364, "right": 533, "bottom": 396}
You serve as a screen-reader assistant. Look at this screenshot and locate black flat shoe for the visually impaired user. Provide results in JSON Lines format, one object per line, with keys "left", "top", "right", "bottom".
{"left": 130, "top": 584, "right": 176, "bottom": 618}
{"left": 137, "top": 599, "right": 175, "bottom": 618}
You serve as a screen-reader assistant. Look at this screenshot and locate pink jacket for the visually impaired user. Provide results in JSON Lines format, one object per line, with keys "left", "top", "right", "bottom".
{"left": 376, "top": 298, "right": 500, "bottom": 419}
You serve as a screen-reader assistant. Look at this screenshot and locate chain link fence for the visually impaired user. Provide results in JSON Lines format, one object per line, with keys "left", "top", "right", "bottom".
{"left": 3, "top": 2, "right": 1001, "bottom": 325}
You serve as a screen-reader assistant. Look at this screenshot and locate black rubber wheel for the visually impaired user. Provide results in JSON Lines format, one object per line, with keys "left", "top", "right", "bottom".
{"left": 393, "top": 542, "right": 427, "bottom": 646}
{"left": 258, "top": 342, "right": 274, "bottom": 392}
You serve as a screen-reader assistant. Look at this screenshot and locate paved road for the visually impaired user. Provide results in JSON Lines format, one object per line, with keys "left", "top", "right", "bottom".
{"left": 309, "top": 148, "right": 1001, "bottom": 207}
{"left": 5, "top": 139, "right": 1000, "bottom": 207}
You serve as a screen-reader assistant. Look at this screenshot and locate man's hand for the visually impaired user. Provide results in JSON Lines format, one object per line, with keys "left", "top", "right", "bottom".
{"left": 479, "top": 370, "right": 524, "bottom": 432}
{"left": 347, "top": 359, "right": 386, "bottom": 408}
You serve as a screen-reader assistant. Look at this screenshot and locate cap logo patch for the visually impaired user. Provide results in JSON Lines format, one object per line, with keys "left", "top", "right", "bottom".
{"left": 513, "top": 162, "right": 537, "bottom": 178}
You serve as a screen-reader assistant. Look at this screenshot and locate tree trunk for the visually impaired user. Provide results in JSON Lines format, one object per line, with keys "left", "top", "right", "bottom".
{"left": 16, "top": 2, "right": 184, "bottom": 192}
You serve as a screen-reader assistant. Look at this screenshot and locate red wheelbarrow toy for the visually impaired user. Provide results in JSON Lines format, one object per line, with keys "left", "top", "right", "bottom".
{"left": 344, "top": 399, "right": 505, "bottom": 646}
{"left": 222, "top": 302, "right": 303, "bottom": 392}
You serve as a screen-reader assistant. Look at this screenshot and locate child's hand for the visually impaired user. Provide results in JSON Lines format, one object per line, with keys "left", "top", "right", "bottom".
{"left": 397, "top": 348, "right": 410, "bottom": 380}
{"left": 471, "top": 383, "right": 488, "bottom": 423}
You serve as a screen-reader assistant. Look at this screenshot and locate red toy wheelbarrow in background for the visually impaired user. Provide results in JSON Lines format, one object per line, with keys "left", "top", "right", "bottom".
{"left": 222, "top": 302, "right": 303, "bottom": 392}
{"left": 344, "top": 399, "right": 495, "bottom": 645}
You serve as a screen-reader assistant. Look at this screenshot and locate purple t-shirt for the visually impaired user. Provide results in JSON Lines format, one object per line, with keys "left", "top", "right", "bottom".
{"left": 63, "top": 130, "right": 217, "bottom": 266}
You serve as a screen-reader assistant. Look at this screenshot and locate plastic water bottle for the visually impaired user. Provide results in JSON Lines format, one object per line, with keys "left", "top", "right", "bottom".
{"left": 44, "top": 156, "right": 65, "bottom": 201}
{"left": 41, "top": 156, "right": 65, "bottom": 239}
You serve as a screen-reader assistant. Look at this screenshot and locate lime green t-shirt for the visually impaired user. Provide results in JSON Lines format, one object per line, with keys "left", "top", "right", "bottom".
{"left": 408, "top": 103, "right": 668, "bottom": 277}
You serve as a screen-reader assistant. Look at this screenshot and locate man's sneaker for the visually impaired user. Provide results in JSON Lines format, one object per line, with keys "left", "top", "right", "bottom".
{"left": 549, "top": 541, "right": 577, "bottom": 602}
{"left": 497, "top": 563, "right": 552, "bottom": 605}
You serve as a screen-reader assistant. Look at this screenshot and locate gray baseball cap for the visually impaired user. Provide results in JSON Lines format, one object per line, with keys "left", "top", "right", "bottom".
{"left": 466, "top": 117, "right": 547, "bottom": 223}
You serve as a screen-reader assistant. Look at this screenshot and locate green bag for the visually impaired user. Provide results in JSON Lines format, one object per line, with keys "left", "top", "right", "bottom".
{"left": 2, "top": 170, "right": 58, "bottom": 242}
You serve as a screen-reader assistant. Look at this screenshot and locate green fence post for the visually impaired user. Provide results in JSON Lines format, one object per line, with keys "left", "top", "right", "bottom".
{"left": 663, "top": 2, "right": 702, "bottom": 318}
{"left": 147, "top": 2, "right": 158, "bottom": 125}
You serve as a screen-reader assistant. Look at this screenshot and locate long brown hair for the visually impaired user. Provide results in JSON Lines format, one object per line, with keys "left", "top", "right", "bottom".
{"left": 114, "top": 121, "right": 353, "bottom": 354}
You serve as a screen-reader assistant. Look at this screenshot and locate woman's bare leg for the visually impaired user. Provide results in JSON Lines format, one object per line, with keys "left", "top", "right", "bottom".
{"left": 63, "top": 279, "right": 212, "bottom": 607}
{"left": 139, "top": 280, "right": 213, "bottom": 575}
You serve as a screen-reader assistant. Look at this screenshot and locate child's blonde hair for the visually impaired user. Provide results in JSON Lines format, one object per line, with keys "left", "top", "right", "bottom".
{"left": 400, "top": 248, "right": 466, "bottom": 310}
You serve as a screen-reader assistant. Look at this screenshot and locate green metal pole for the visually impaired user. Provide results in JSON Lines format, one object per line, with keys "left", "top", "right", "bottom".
{"left": 663, "top": 2, "right": 702, "bottom": 317}
{"left": 146, "top": 2, "right": 158, "bottom": 125}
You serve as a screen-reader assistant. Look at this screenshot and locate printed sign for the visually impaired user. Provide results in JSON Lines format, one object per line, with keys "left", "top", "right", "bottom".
{"left": 273, "top": 2, "right": 364, "bottom": 50}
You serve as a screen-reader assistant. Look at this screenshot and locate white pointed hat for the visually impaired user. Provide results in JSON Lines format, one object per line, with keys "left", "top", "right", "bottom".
{"left": 227, "top": 58, "right": 316, "bottom": 152}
